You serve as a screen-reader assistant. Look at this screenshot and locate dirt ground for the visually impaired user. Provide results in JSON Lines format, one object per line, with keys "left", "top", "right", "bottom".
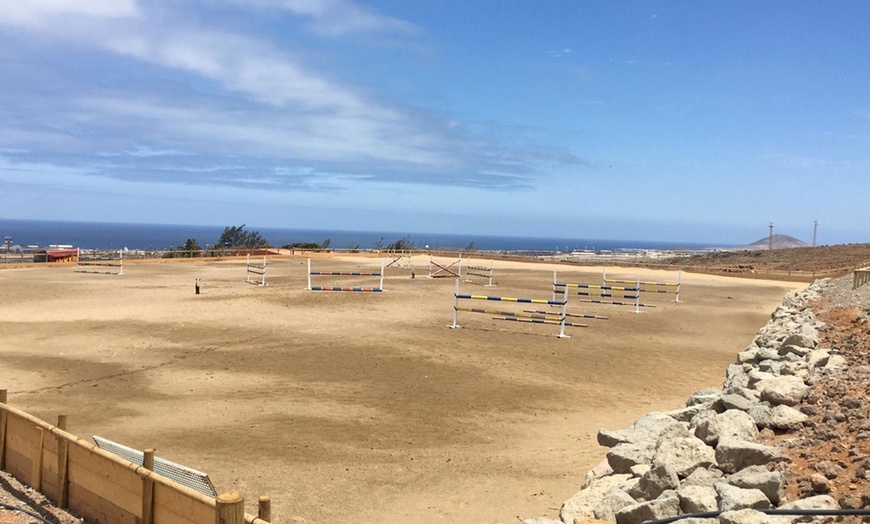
{"left": 0, "top": 255, "right": 803, "bottom": 523}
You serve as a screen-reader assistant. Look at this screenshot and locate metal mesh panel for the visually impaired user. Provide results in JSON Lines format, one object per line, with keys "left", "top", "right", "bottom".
{"left": 93, "top": 435, "right": 217, "bottom": 498}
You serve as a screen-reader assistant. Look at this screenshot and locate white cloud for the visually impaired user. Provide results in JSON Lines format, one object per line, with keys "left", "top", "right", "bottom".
{"left": 236, "top": 0, "right": 416, "bottom": 37}
{"left": 0, "top": 0, "right": 140, "bottom": 28}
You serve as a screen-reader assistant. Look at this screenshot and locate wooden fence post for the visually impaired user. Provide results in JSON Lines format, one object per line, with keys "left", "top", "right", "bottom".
{"left": 258, "top": 496, "right": 271, "bottom": 522}
{"left": 32, "top": 428, "right": 44, "bottom": 491}
{"left": 142, "top": 449, "right": 155, "bottom": 524}
{"left": 0, "top": 389, "right": 6, "bottom": 470}
{"left": 215, "top": 491, "right": 244, "bottom": 524}
{"left": 57, "top": 415, "right": 69, "bottom": 508}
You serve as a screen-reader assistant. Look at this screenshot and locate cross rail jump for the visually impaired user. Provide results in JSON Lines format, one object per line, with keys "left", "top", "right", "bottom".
{"left": 245, "top": 254, "right": 267, "bottom": 286}
{"left": 450, "top": 279, "right": 582, "bottom": 338}
{"left": 75, "top": 249, "right": 124, "bottom": 275}
{"left": 463, "top": 258, "right": 495, "bottom": 287}
{"left": 428, "top": 254, "right": 462, "bottom": 279}
{"left": 306, "top": 259, "right": 385, "bottom": 292}
{"left": 603, "top": 268, "right": 681, "bottom": 303}
{"left": 385, "top": 251, "right": 413, "bottom": 270}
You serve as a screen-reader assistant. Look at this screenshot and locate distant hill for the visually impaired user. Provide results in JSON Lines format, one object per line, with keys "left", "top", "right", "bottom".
{"left": 738, "top": 234, "right": 810, "bottom": 250}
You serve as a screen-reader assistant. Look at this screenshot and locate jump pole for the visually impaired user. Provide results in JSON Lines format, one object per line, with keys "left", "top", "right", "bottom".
{"left": 603, "top": 268, "right": 681, "bottom": 303}
{"left": 245, "top": 254, "right": 267, "bottom": 286}
{"left": 464, "top": 258, "right": 495, "bottom": 287}
{"left": 307, "top": 259, "right": 385, "bottom": 292}
{"left": 451, "top": 279, "right": 572, "bottom": 338}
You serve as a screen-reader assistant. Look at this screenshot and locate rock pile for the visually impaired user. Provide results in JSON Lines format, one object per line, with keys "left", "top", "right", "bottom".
{"left": 523, "top": 282, "right": 850, "bottom": 524}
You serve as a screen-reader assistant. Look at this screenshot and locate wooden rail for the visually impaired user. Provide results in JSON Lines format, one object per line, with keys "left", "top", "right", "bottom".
{"left": 854, "top": 260, "right": 870, "bottom": 290}
{"left": 0, "top": 390, "right": 269, "bottom": 524}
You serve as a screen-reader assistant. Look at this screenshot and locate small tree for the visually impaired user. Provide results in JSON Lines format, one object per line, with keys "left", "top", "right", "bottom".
{"left": 464, "top": 241, "right": 476, "bottom": 252}
{"left": 216, "top": 224, "right": 271, "bottom": 249}
{"left": 387, "top": 235, "right": 414, "bottom": 252}
{"left": 180, "top": 238, "right": 202, "bottom": 258}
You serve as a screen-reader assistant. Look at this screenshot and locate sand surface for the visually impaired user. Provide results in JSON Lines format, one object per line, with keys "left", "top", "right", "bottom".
{"left": 0, "top": 255, "right": 804, "bottom": 523}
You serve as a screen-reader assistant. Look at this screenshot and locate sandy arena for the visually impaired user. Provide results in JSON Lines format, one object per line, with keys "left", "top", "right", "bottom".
{"left": 0, "top": 255, "right": 805, "bottom": 523}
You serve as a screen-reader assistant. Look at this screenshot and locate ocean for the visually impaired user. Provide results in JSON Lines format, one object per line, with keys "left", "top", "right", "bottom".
{"left": 0, "top": 218, "right": 718, "bottom": 253}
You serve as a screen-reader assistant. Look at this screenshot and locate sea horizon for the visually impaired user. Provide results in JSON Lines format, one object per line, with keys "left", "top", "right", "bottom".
{"left": 0, "top": 217, "right": 732, "bottom": 253}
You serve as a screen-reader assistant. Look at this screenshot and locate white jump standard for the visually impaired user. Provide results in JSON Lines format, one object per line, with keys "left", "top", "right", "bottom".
{"left": 463, "top": 258, "right": 495, "bottom": 287}
{"left": 75, "top": 249, "right": 124, "bottom": 275}
{"left": 306, "top": 259, "right": 385, "bottom": 292}
{"left": 450, "top": 280, "right": 582, "bottom": 338}
{"left": 245, "top": 254, "right": 267, "bottom": 286}
{"left": 428, "top": 254, "right": 462, "bottom": 278}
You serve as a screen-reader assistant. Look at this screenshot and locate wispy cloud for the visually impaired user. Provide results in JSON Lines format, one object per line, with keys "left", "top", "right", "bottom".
{"left": 0, "top": 0, "right": 584, "bottom": 196}
{"left": 235, "top": 0, "right": 417, "bottom": 37}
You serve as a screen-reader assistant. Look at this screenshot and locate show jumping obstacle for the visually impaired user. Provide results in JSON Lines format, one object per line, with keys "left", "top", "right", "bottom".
{"left": 428, "top": 254, "right": 462, "bottom": 279}
{"left": 306, "top": 259, "right": 385, "bottom": 292}
{"left": 75, "top": 249, "right": 124, "bottom": 275}
{"left": 385, "top": 251, "right": 413, "bottom": 270}
{"left": 603, "top": 268, "right": 681, "bottom": 303}
{"left": 245, "top": 254, "right": 267, "bottom": 286}
{"left": 463, "top": 258, "right": 495, "bottom": 287}
{"left": 552, "top": 271, "right": 653, "bottom": 315}
{"left": 450, "top": 279, "right": 583, "bottom": 338}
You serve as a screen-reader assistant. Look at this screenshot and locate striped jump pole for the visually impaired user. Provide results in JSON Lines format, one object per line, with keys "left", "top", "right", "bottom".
{"left": 463, "top": 258, "right": 495, "bottom": 287}
{"left": 75, "top": 249, "right": 124, "bottom": 275}
{"left": 428, "top": 254, "right": 462, "bottom": 279}
{"left": 245, "top": 254, "right": 267, "bottom": 286}
{"left": 307, "top": 259, "right": 385, "bottom": 292}
{"left": 603, "top": 268, "right": 681, "bottom": 303}
{"left": 450, "top": 279, "right": 573, "bottom": 337}
{"left": 553, "top": 271, "right": 649, "bottom": 314}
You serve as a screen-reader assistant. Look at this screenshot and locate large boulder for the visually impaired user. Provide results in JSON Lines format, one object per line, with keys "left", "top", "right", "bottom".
{"left": 592, "top": 488, "right": 636, "bottom": 522}
{"left": 680, "top": 467, "right": 724, "bottom": 488}
{"left": 778, "top": 494, "right": 840, "bottom": 510}
{"left": 715, "top": 483, "right": 771, "bottom": 511}
{"left": 607, "top": 443, "right": 654, "bottom": 474}
{"left": 695, "top": 410, "right": 759, "bottom": 446}
{"left": 716, "top": 439, "right": 783, "bottom": 474}
{"left": 560, "top": 474, "right": 632, "bottom": 524}
{"left": 781, "top": 332, "right": 818, "bottom": 350}
{"left": 598, "top": 413, "right": 681, "bottom": 448}
{"left": 677, "top": 484, "right": 717, "bottom": 513}
{"left": 615, "top": 491, "right": 681, "bottom": 524}
{"left": 768, "top": 404, "right": 808, "bottom": 430}
{"left": 726, "top": 465, "right": 784, "bottom": 505}
{"left": 759, "top": 376, "right": 810, "bottom": 406}
{"left": 653, "top": 436, "right": 717, "bottom": 478}
{"left": 627, "top": 462, "right": 679, "bottom": 501}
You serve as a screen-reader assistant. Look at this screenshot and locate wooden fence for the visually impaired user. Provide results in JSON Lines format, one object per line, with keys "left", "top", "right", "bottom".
{"left": 0, "top": 390, "right": 270, "bottom": 524}
{"left": 854, "top": 260, "right": 870, "bottom": 290}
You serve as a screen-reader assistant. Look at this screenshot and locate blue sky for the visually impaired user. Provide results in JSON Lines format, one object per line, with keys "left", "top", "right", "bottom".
{"left": 1, "top": 1, "right": 868, "bottom": 245}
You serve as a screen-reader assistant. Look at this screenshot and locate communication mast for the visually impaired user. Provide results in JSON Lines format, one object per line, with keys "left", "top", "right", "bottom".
{"left": 768, "top": 223, "right": 774, "bottom": 250}
{"left": 813, "top": 220, "right": 818, "bottom": 246}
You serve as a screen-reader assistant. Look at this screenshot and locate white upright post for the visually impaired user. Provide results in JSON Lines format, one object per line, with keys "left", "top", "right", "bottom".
{"left": 380, "top": 260, "right": 385, "bottom": 290}
{"left": 262, "top": 256, "right": 267, "bottom": 286}
{"left": 118, "top": 250, "right": 124, "bottom": 276}
{"left": 458, "top": 253, "right": 463, "bottom": 278}
{"left": 306, "top": 258, "right": 312, "bottom": 290}
{"left": 450, "top": 278, "right": 461, "bottom": 329}
{"left": 486, "top": 259, "right": 495, "bottom": 287}
{"left": 553, "top": 270, "right": 568, "bottom": 300}
{"left": 428, "top": 255, "right": 434, "bottom": 278}
{"left": 676, "top": 270, "right": 682, "bottom": 303}
{"left": 602, "top": 267, "right": 607, "bottom": 286}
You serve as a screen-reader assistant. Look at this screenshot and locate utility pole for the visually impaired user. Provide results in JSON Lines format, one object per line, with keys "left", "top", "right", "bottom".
{"left": 768, "top": 223, "right": 774, "bottom": 250}
{"left": 813, "top": 220, "right": 818, "bottom": 247}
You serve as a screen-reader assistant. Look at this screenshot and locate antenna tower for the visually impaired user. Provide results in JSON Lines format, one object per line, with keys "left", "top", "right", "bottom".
{"left": 768, "top": 222, "right": 774, "bottom": 250}
{"left": 813, "top": 220, "right": 818, "bottom": 247}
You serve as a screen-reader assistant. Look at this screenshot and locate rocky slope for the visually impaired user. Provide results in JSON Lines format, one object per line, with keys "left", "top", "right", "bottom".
{"left": 523, "top": 275, "right": 870, "bottom": 524}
